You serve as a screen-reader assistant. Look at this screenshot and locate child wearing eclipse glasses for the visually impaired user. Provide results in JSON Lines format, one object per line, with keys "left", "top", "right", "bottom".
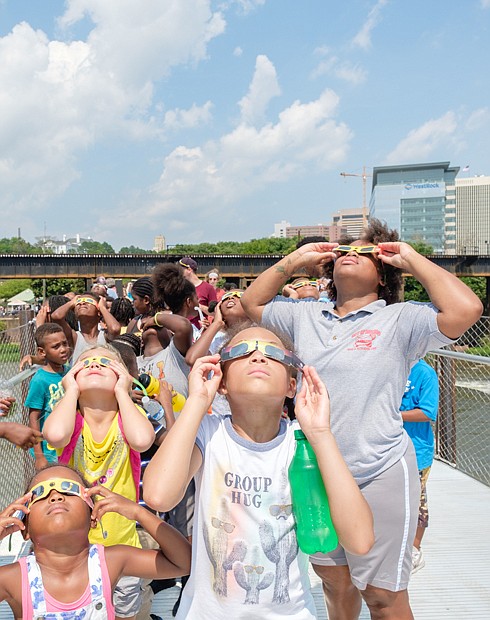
{"left": 42, "top": 345, "right": 156, "bottom": 619}
{"left": 185, "top": 290, "right": 249, "bottom": 416}
{"left": 143, "top": 323, "right": 373, "bottom": 619}
{"left": 0, "top": 464, "right": 191, "bottom": 619}
{"left": 50, "top": 292, "right": 121, "bottom": 363}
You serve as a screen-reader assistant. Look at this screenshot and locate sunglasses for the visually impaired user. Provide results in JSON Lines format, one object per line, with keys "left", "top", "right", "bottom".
{"left": 211, "top": 517, "right": 235, "bottom": 533}
{"left": 221, "top": 291, "right": 243, "bottom": 302}
{"left": 28, "top": 478, "right": 94, "bottom": 510}
{"left": 81, "top": 356, "right": 112, "bottom": 368}
{"left": 335, "top": 245, "right": 378, "bottom": 255}
{"left": 220, "top": 340, "right": 304, "bottom": 370}
{"left": 179, "top": 260, "right": 192, "bottom": 269}
{"left": 76, "top": 296, "right": 97, "bottom": 306}
{"left": 244, "top": 565, "right": 265, "bottom": 575}
{"left": 269, "top": 503, "right": 293, "bottom": 517}
{"left": 291, "top": 280, "right": 318, "bottom": 290}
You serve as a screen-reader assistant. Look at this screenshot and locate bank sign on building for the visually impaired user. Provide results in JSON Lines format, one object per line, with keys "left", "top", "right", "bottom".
{"left": 369, "top": 162, "right": 458, "bottom": 253}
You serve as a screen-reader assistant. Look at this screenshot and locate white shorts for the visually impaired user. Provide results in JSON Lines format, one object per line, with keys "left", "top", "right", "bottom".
{"left": 310, "top": 443, "right": 420, "bottom": 592}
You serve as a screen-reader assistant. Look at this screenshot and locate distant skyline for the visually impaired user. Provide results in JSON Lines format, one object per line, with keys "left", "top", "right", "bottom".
{"left": 1, "top": 1, "right": 489, "bottom": 250}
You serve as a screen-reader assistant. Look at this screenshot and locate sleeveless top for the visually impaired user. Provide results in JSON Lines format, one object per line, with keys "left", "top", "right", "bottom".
{"left": 72, "top": 330, "right": 107, "bottom": 363}
{"left": 20, "top": 544, "right": 115, "bottom": 619}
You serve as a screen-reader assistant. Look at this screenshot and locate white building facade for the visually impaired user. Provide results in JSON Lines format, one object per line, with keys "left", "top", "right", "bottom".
{"left": 455, "top": 176, "right": 490, "bottom": 255}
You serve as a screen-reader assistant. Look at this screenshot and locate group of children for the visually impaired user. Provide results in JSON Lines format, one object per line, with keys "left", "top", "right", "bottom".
{"left": 0, "top": 242, "right": 450, "bottom": 620}
{"left": 0, "top": 262, "right": 377, "bottom": 619}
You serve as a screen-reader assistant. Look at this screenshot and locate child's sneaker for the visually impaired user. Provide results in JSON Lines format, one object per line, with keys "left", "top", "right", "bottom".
{"left": 411, "top": 546, "right": 425, "bottom": 574}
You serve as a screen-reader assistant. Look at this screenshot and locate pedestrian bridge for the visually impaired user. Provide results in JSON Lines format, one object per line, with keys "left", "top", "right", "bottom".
{"left": 2, "top": 461, "right": 488, "bottom": 619}
{"left": 0, "top": 321, "right": 489, "bottom": 618}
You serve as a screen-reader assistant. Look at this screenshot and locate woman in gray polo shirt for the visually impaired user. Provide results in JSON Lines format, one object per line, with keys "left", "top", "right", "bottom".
{"left": 241, "top": 219, "right": 482, "bottom": 620}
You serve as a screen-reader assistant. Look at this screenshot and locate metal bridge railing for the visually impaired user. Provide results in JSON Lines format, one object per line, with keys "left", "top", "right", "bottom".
{"left": 426, "top": 348, "right": 490, "bottom": 486}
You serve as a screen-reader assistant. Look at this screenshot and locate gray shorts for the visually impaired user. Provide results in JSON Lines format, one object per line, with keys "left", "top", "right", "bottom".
{"left": 113, "top": 575, "right": 143, "bottom": 617}
{"left": 166, "top": 479, "right": 195, "bottom": 538}
{"left": 310, "top": 443, "right": 420, "bottom": 592}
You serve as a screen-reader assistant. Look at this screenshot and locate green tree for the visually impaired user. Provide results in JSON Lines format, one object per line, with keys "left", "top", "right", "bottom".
{"left": 169, "top": 237, "right": 297, "bottom": 256}
{"left": 0, "top": 279, "right": 33, "bottom": 301}
{"left": 119, "top": 245, "right": 153, "bottom": 254}
{"left": 79, "top": 240, "right": 115, "bottom": 254}
{"left": 403, "top": 277, "right": 430, "bottom": 302}
{"left": 31, "top": 278, "right": 86, "bottom": 298}
{"left": 408, "top": 241, "right": 434, "bottom": 255}
{"left": 460, "top": 277, "right": 486, "bottom": 304}
{"left": 0, "top": 237, "right": 38, "bottom": 254}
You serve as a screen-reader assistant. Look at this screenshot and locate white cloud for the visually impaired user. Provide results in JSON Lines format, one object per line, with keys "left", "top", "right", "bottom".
{"left": 464, "top": 107, "right": 490, "bottom": 131}
{"left": 352, "top": 0, "right": 389, "bottom": 50}
{"left": 227, "top": 0, "right": 266, "bottom": 15}
{"left": 384, "top": 112, "right": 458, "bottom": 163}
{"left": 0, "top": 1, "right": 225, "bottom": 216}
{"left": 164, "top": 102, "right": 214, "bottom": 130}
{"left": 238, "top": 55, "right": 281, "bottom": 125}
{"left": 233, "top": 46, "right": 243, "bottom": 57}
{"left": 98, "top": 88, "right": 353, "bottom": 238}
{"left": 311, "top": 47, "right": 367, "bottom": 84}
{"left": 480, "top": 0, "right": 490, "bottom": 9}
{"left": 58, "top": 0, "right": 226, "bottom": 86}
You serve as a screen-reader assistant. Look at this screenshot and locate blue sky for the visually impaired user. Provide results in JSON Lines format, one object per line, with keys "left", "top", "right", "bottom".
{"left": 0, "top": 0, "right": 489, "bottom": 250}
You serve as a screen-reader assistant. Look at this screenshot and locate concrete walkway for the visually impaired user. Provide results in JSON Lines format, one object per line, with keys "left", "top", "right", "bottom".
{"left": 148, "top": 460, "right": 490, "bottom": 619}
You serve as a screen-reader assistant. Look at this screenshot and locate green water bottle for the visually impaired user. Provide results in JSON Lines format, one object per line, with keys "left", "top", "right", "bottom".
{"left": 288, "top": 429, "right": 338, "bottom": 554}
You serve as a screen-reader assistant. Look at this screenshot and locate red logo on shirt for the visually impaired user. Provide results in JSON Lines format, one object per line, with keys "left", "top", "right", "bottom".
{"left": 348, "top": 329, "right": 381, "bottom": 350}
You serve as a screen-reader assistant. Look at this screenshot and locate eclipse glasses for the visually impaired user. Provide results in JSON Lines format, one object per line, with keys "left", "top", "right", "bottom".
{"left": 81, "top": 356, "right": 112, "bottom": 368}
{"left": 221, "top": 291, "right": 244, "bottom": 302}
{"left": 28, "top": 478, "right": 94, "bottom": 510}
{"left": 335, "top": 245, "right": 378, "bottom": 255}
{"left": 220, "top": 339, "right": 304, "bottom": 370}
{"left": 291, "top": 280, "right": 318, "bottom": 290}
{"left": 76, "top": 296, "right": 97, "bottom": 306}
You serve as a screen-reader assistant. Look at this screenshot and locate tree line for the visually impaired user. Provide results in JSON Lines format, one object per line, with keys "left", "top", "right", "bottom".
{"left": 0, "top": 236, "right": 297, "bottom": 256}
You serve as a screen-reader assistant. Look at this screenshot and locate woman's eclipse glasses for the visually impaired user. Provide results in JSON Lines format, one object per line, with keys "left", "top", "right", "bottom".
{"left": 335, "top": 245, "right": 378, "bottom": 255}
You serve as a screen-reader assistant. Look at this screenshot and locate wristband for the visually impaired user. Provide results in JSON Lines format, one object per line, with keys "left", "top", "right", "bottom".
{"left": 154, "top": 312, "right": 163, "bottom": 328}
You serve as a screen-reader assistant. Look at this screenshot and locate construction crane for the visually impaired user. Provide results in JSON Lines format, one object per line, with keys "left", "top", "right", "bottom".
{"left": 339, "top": 166, "right": 372, "bottom": 217}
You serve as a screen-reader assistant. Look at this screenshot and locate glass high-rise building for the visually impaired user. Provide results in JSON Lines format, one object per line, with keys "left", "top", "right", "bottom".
{"left": 369, "top": 162, "right": 459, "bottom": 253}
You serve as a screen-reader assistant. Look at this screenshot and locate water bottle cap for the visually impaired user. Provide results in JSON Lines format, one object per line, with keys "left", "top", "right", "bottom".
{"left": 294, "top": 429, "right": 306, "bottom": 440}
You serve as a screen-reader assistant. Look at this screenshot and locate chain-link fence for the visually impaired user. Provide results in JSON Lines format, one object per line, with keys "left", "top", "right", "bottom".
{"left": 424, "top": 315, "right": 490, "bottom": 486}
{"left": 0, "top": 316, "right": 36, "bottom": 508}
{"left": 426, "top": 349, "right": 490, "bottom": 486}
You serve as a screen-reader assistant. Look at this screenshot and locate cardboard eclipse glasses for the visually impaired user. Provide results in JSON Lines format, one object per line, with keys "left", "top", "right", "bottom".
{"left": 220, "top": 339, "right": 304, "bottom": 370}
{"left": 335, "top": 245, "right": 378, "bottom": 255}
{"left": 28, "top": 478, "right": 94, "bottom": 510}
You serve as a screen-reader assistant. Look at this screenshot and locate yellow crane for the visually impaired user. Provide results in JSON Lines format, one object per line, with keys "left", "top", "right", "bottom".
{"left": 339, "top": 166, "right": 372, "bottom": 218}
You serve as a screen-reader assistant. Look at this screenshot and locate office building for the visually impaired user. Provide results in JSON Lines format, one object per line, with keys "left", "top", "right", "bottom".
{"left": 285, "top": 224, "right": 330, "bottom": 239}
{"left": 330, "top": 208, "right": 367, "bottom": 240}
{"left": 369, "top": 162, "right": 459, "bottom": 253}
{"left": 153, "top": 235, "right": 166, "bottom": 252}
{"left": 455, "top": 176, "right": 490, "bottom": 254}
{"left": 271, "top": 220, "right": 291, "bottom": 238}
